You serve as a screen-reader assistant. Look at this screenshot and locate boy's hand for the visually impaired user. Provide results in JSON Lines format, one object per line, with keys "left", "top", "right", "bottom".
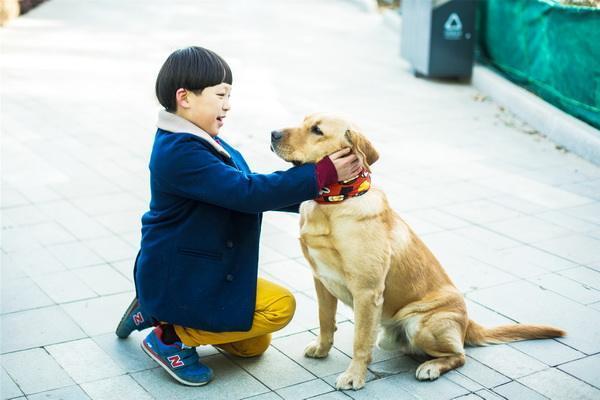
{"left": 329, "top": 148, "right": 362, "bottom": 182}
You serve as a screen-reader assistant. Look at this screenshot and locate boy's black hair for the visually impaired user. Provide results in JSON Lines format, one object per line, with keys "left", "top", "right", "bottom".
{"left": 155, "top": 46, "right": 233, "bottom": 112}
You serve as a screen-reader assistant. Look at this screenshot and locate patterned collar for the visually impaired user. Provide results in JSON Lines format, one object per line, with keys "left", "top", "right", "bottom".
{"left": 315, "top": 170, "right": 371, "bottom": 204}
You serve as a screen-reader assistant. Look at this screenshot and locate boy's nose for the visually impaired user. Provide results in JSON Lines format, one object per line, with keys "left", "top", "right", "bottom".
{"left": 271, "top": 130, "right": 283, "bottom": 141}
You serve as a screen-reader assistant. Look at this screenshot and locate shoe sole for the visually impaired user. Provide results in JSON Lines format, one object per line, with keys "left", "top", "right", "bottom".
{"left": 141, "top": 341, "right": 211, "bottom": 387}
{"left": 115, "top": 298, "right": 140, "bottom": 339}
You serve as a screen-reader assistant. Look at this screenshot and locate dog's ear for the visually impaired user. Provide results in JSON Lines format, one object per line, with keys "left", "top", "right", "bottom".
{"left": 345, "top": 129, "right": 379, "bottom": 172}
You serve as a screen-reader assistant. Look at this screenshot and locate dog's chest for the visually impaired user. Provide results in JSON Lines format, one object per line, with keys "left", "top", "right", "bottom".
{"left": 304, "top": 245, "right": 354, "bottom": 307}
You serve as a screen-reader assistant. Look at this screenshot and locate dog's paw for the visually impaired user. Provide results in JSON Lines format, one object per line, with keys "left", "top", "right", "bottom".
{"left": 303, "top": 341, "right": 330, "bottom": 358}
{"left": 335, "top": 369, "right": 366, "bottom": 390}
{"left": 415, "top": 361, "right": 441, "bottom": 381}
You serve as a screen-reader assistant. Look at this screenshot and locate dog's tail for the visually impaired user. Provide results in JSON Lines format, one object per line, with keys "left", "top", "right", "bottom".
{"left": 464, "top": 319, "right": 566, "bottom": 346}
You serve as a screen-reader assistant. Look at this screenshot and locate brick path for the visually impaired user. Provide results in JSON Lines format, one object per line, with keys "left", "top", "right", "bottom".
{"left": 1, "top": 1, "right": 599, "bottom": 399}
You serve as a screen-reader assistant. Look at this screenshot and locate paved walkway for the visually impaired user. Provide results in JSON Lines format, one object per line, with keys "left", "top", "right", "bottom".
{"left": 2, "top": 1, "right": 600, "bottom": 399}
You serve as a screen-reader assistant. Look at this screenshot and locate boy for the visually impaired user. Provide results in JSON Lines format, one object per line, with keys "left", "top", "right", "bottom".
{"left": 115, "top": 46, "right": 361, "bottom": 386}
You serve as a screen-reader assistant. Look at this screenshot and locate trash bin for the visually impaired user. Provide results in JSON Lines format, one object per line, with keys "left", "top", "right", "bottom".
{"left": 401, "top": 0, "right": 477, "bottom": 79}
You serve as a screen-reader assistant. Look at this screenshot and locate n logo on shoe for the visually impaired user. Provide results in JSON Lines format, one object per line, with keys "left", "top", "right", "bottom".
{"left": 167, "top": 355, "right": 184, "bottom": 368}
{"left": 132, "top": 312, "right": 144, "bottom": 326}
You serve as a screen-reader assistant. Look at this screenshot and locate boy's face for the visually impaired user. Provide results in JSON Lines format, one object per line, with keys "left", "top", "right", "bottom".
{"left": 177, "top": 82, "right": 231, "bottom": 136}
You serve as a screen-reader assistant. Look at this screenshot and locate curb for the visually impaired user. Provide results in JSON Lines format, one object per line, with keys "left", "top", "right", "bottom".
{"left": 346, "top": 1, "right": 600, "bottom": 166}
{"left": 471, "top": 65, "right": 600, "bottom": 166}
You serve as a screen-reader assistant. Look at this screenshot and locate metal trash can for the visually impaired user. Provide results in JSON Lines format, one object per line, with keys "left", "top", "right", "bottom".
{"left": 401, "top": 0, "right": 477, "bottom": 79}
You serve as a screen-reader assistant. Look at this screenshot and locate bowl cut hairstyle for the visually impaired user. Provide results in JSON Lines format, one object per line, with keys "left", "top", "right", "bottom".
{"left": 156, "top": 46, "right": 233, "bottom": 112}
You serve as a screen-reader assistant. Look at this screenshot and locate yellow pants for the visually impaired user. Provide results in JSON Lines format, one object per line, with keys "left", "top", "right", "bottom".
{"left": 174, "top": 278, "right": 296, "bottom": 357}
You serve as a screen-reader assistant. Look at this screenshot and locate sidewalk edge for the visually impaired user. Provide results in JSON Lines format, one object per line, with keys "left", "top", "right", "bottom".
{"left": 472, "top": 65, "right": 600, "bottom": 166}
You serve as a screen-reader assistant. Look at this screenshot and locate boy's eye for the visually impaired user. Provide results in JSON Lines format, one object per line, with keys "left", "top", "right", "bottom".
{"left": 311, "top": 125, "right": 324, "bottom": 135}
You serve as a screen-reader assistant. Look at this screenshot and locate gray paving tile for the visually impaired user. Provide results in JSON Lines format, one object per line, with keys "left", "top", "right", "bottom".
{"left": 273, "top": 293, "right": 320, "bottom": 338}
{"left": 260, "top": 259, "right": 315, "bottom": 293}
{"left": 533, "top": 234, "right": 600, "bottom": 265}
{"left": 6, "top": 247, "right": 66, "bottom": 277}
{"left": 453, "top": 394, "right": 483, "bottom": 400}
{"left": 562, "top": 202, "right": 600, "bottom": 225}
{"left": 91, "top": 331, "right": 158, "bottom": 373}
{"left": 528, "top": 273, "right": 600, "bottom": 305}
{"left": 455, "top": 356, "right": 511, "bottom": 388}
{"left": 94, "top": 210, "right": 140, "bottom": 234}
{"left": 308, "top": 392, "right": 351, "bottom": 400}
{"left": 46, "top": 241, "right": 106, "bottom": 270}
{"left": 31, "top": 271, "right": 98, "bottom": 304}
{"left": 1, "top": 348, "right": 74, "bottom": 395}
{"left": 0, "top": 306, "right": 85, "bottom": 353}
{"left": 558, "top": 353, "right": 600, "bottom": 389}
{"left": 367, "top": 354, "right": 420, "bottom": 377}
{"left": 467, "top": 345, "right": 547, "bottom": 379}
{"left": 534, "top": 210, "right": 600, "bottom": 233}
{"left": 474, "top": 245, "right": 577, "bottom": 278}
{"left": 108, "top": 259, "right": 135, "bottom": 282}
{"left": 453, "top": 226, "right": 524, "bottom": 250}
{"left": 1, "top": 205, "right": 50, "bottom": 228}
{"left": 36, "top": 201, "right": 112, "bottom": 240}
{"left": 1, "top": 187, "right": 30, "bottom": 209}
{"left": 403, "top": 208, "right": 471, "bottom": 230}
{"left": 1, "top": 367, "right": 23, "bottom": 400}
{"left": 46, "top": 338, "right": 125, "bottom": 384}
{"left": 435, "top": 252, "right": 516, "bottom": 293}
{"left": 518, "top": 367, "right": 600, "bottom": 400}
{"left": 80, "top": 375, "right": 153, "bottom": 400}
{"left": 72, "top": 265, "right": 133, "bottom": 295}
{"left": 486, "top": 216, "right": 573, "bottom": 244}
{"left": 61, "top": 292, "right": 134, "bottom": 336}
{"left": 445, "top": 370, "right": 484, "bottom": 392}
{"left": 26, "top": 386, "right": 90, "bottom": 400}
{"left": 83, "top": 236, "right": 136, "bottom": 263}
{"left": 275, "top": 378, "right": 334, "bottom": 400}
{"left": 439, "top": 199, "right": 524, "bottom": 224}
{"left": 244, "top": 393, "right": 282, "bottom": 400}
{"left": 558, "top": 266, "right": 600, "bottom": 291}
{"left": 69, "top": 193, "right": 144, "bottom": 217}
{"left": 232, "top": 346, "right": 314, "bottom": 390}
{"left": 509, "top": 338, "right": 584, "bottom": 367}
{"left": 0, "top": 254, "right": 27, "bottom": 282}
{"left": 132, "top": 353, "right": 269, "bottom": 400}
{"left": 349, "top": 372, "right": 468, "bottom": 400}
{"left": 474, "top": 389, "right": 505, "bottom": 400}
{"left": 492, "top": 381, "right": 547, "bottom": 400}
{"left": 1, "top": 277, "right": 54, "bottom": 314}
{"left": 272, "top": 331, "right": 351, "bottom": 378}
{"left": 467, "top": 280, "right": 600, "bottom": 354}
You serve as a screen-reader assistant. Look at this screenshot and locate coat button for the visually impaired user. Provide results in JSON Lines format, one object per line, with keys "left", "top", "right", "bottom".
{"left": 226, "top": 274, "right": 234, "bottom": 282}
{"left": 226, "top": 240, "right": 234, "bottom": 248}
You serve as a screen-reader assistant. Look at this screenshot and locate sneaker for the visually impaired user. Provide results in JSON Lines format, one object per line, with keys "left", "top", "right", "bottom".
{"left": 141, "top": 326, "right": 213, "bottom": 386}
{"left": 115, "top": 297, "right": 153, "bottom": 338}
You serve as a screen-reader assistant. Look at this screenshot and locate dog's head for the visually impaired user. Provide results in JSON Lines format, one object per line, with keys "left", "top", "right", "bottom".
{"left": 271, "top": 113, "right": 379, "bottom": 171}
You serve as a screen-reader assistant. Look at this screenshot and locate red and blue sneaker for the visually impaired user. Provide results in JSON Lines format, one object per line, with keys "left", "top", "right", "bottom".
{"left": 141, "top": 326, "right": 213, "bottom": 386}
{"left": 115, "top": 297, "right": 153, "bottom": 338}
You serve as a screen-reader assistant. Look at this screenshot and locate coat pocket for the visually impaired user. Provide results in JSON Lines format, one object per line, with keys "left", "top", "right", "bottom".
{"left": 177, "top": 247, "right": 223, "bottom": 261}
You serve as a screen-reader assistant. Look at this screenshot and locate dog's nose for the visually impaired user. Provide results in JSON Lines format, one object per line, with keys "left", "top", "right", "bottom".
{"left": 271, "top": 130, "right": 283, "bottom": 141}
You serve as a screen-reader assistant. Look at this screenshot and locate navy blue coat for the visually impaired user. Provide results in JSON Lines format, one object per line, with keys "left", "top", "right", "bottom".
{"left": 134, "top": 112, "right": 319, "bottom": 332}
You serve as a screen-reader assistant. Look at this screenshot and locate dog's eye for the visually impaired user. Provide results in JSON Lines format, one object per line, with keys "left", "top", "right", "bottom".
{"left": 311, "top": 125, "right": 324, "bottom": 136}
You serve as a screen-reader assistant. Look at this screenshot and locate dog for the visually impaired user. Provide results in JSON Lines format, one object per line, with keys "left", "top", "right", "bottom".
{"left": 270, "top": 114, "right": 566, "bottom": 390}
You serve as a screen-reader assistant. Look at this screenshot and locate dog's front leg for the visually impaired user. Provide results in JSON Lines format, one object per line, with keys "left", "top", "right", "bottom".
{"left": 304, "top": 277, "right": 338, "bottom": 358}
{"left": 336, "top": 289, "right": 383, "bottom": 390}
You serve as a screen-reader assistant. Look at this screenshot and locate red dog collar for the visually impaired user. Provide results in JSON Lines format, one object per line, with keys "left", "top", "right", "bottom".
{"left": 315, "top": 170, "right": 371, "bottom": 204}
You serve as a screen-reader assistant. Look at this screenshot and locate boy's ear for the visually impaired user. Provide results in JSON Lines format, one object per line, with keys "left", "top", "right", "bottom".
{"left": 345, "top": 129, "right": 379, "bottom": 172}
{"left": 175, "top": 88, "right": 190, "bottom": 109}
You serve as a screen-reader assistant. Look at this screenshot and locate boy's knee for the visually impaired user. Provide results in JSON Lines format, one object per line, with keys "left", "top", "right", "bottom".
{"left": 219, "top": 335, "right": 271, "bottom": 358}
{"left": 270, "top": 292, "right": 296, "bottom": 329}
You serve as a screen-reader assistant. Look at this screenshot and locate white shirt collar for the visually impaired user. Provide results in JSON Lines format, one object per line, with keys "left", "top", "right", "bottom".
{"left": 156, "top": 110, "right": 231, "bottom": 158}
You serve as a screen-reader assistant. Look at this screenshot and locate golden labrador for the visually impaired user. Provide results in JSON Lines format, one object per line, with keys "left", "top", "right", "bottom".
{"left": 270, "top": 114, "right": 565, "bottom": 390}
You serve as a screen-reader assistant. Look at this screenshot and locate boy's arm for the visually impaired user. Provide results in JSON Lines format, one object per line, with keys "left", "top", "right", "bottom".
{"left": 154, "top": 140, "right": 318, "bottom": 214}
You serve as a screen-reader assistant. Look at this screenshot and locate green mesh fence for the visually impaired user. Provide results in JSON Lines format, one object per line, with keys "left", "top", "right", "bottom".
{"left": 477, "top": 0, "right": 600, "bottom": 129}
